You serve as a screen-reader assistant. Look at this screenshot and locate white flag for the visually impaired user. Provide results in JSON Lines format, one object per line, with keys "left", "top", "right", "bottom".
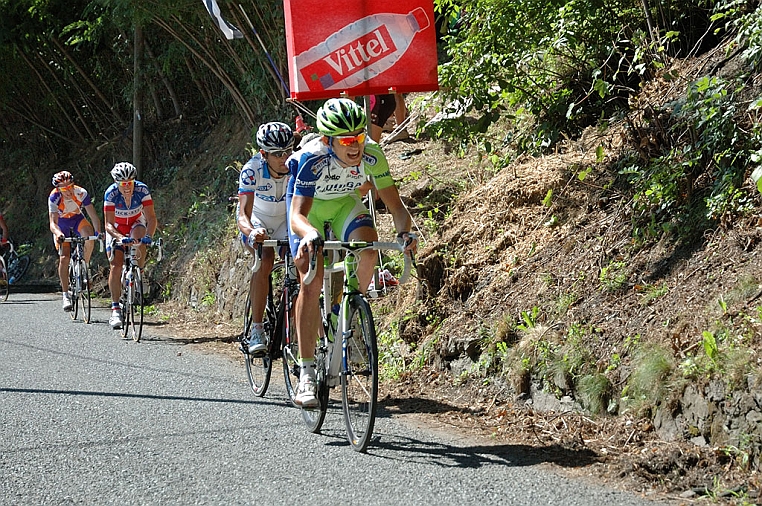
{"left": 202, "top": 0, "right": 244, "bottom": 40}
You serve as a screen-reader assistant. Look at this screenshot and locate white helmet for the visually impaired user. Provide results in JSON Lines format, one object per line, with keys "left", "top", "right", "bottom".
{"left": 111, "top": 162, "right": 137, "bottom": 182}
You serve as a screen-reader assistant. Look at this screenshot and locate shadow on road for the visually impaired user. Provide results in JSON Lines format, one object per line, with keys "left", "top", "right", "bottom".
{"left": 0, "top": 386, "right": 272, "bottom": 407}
{"left": 369, "top": 433, "right": 599, "bottom": 469}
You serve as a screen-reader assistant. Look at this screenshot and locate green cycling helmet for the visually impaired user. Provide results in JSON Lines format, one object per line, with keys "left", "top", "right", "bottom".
{"left": 316, "top": 98, "right": 367, "bottom": 136}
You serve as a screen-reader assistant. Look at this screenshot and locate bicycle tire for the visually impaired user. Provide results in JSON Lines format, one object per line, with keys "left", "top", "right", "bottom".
{"left": 243, "top": 272, "right": 275, "bottom": 397}
{"left": 0, "top": 260, "right": 8, "bottom": 302}
{"left": 130, "top": 268, "right": 144, "bottom": 342}
{"left": 119, "top": 269, "right": 130, "bottom": 338}
{"left": 80, "top": 260, "right": 91, "bottom": 324}
{"left": 341, "top": 294, "right": 379, "bottom": 452}
{"left": 8, "top": 254, "right": 30, "bottom": 283}
{"left": 281, "top": 284, "right": 300, "bottom": 405}
{"left": 301, "top": 343, "right": 329, "bottom": 433}
{"left": 69, "top": 261, "right": 79, "bottom": 321}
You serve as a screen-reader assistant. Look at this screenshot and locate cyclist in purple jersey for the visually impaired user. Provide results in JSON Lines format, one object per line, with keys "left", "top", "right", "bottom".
{"left": 48, "top": 171, "right": 102, "bottom": 311}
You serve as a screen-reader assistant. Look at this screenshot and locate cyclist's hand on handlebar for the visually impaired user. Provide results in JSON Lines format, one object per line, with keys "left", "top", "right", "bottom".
{"left": 397, "top": 231, "right": 418, "bottom": 255}
{"left": 0, "top": 237, "right": 7, "bottom": 246}
{"left": 247, "top": 228, "right": 267, "bottom": 247}
{"left": 140, "top": 235, "right": 152, "bottom": 245}
{"left": 296, "top": 230, "right": 322, "bottom": 260}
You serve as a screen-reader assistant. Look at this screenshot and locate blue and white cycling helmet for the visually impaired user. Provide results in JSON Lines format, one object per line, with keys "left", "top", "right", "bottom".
{"left": 111, "top": 162, "right": 137, "bottom": 182}
{"left": 256, "top": 122, "right": 294, "bottom": 152}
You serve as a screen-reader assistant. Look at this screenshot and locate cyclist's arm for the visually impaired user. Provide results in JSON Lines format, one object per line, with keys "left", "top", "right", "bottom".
{"left": 83, "top": 203, "right": 102, "bottom": 234}
{"left": 289, "top": 195, "right": 320, "bottom": 260}
{"left": 236, "top": 193, "right": 265, "bottom": 241}
{"left": 49, "top": 211, "right": 65, "bottom": 243}
{"left": 142, "top": 203, "right": 157, "bottom": 238}
{"left": 376, "top": 185, "right": 412, "bottom": 236}
{"left": 0, "top": 214, "right": 8, "bottom": 243}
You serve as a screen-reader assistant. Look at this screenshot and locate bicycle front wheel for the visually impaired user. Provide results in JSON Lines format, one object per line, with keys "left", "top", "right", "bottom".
{"left": 129, "top": 268, "right": 144, "bottom": 342}
{"left": 243, "top": 291, "right": 272, "bottom": 396}
{"left": 80, "top": 261, "right": 91, "bottom": 324}
{"left": 0, "top": 261, "right": 8, "bottom": 302}
{"left": 341, "top": 294, "right": 379, "bottom": 452}
{"left": 69, "top": 262, "right": 79, "bottom": 321}
{"left": 281, "top": 287, "right": 300, "bottom": 405}
{"left": 301, "top": 345, "right": 329, "bottom": 433}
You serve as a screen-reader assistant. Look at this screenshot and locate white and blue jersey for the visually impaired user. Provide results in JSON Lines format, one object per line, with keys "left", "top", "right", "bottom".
{"left": 238, "top": 153, "right": 289, "bottom": 217}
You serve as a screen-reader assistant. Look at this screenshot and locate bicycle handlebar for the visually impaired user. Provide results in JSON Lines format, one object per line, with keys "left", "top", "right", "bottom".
{"left": 59, "top": 235, "right": 104, "bottom": 254}
{"left": 303, "top": 239, "right": 415, "bottom": 286}
{"left": 120, "top": 237, "right": 163, "bottom": 262}
{"left": 251, "top": 239, "right": 291, "bottom": 273}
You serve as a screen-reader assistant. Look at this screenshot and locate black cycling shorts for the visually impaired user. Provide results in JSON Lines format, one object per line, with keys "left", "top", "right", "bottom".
{"left": 370, "top": 94, "right": 396, "bottom": 127}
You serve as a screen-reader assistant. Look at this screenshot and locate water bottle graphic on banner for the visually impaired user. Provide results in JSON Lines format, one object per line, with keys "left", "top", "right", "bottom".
{"left": 295, "top": 8, "right": 430, "bottom": 93}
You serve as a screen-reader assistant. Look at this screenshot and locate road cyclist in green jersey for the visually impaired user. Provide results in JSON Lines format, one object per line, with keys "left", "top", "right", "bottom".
{"left": 236, "top": 121, "right": 295, "bottom": 356}
{"left": 286, "top": 97, "right": 417, "bottom": 408}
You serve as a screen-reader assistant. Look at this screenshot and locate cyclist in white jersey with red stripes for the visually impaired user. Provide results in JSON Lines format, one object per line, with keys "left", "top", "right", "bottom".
{"left": 236, "top": 122, "right": 294, "bottom": 355}
{"left": 103, "top": 162, "right": 157, "bottom": 329}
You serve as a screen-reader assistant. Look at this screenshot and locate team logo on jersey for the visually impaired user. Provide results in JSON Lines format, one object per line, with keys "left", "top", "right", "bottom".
{"left": 257, "top": 183, "right": 273, "bottom": 192}
{"left": 362, "top": 152, "right": 378, "bottom": 166}
{"left": 242, "top": 169, "right": 256, "bottom": 186}
{"left": 311, "top": 157, "right": 330, "bottom": 176}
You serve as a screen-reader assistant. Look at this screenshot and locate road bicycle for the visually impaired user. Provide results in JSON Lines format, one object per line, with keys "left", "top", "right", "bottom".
{"left": 301, "top": 238, "right": 414, "bottom": 452}
{"left": 0, "top": 240, "right": 31, "bottom": 299}
{"left": 119, "top": 237, "right": 162, "bottom": 342}
{"left": 60, "top": 234, "right": 102, "bottom": 323}
{"left": 240, "top": 239, "right": 301, "bottom": 403}
{"left": 3, "top": 241, "right": 31, "bottom": 286}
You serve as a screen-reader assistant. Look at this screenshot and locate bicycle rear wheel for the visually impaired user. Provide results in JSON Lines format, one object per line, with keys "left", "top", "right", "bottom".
{"left": 0, "top": 261, "right": 8, "bottom": 302}
{"left": 80, "top": 261, "right": 91, "bottom": 323}
{"left": 69, "top": 262, "right": 79, "bottom": 321}
{"left": 341, "top": 294, "right": 379, "bottom": 452}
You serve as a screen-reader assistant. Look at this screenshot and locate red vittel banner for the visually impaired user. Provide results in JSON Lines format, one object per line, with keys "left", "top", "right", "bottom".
{"left": 283, "top": 0, "right": 439, "bottom": 100}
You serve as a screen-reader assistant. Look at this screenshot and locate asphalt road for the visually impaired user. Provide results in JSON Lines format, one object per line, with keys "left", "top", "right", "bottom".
{"left": 1, "top": 293, "right": 666, "bottom": 505}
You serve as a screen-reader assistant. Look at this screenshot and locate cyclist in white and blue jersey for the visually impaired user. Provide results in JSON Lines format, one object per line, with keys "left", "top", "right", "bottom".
{"left": 236, "top": 122, "right": 294, "bottom": 355}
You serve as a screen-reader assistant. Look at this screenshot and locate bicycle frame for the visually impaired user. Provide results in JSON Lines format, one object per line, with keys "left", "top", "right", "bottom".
{"left": 119, "top": 237, "right": 162, "bottom": 341}
{"left": 245, "top": 239, "right": 300, "bottom": 401}
{"left": 60, "top": 235, "right": 102, "bottom": 323}
{"left": 312, "top": 240, "right": 412, "bottom": 387}
{"left": 301, "top": 238, "right": 414, "bottom": 451}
